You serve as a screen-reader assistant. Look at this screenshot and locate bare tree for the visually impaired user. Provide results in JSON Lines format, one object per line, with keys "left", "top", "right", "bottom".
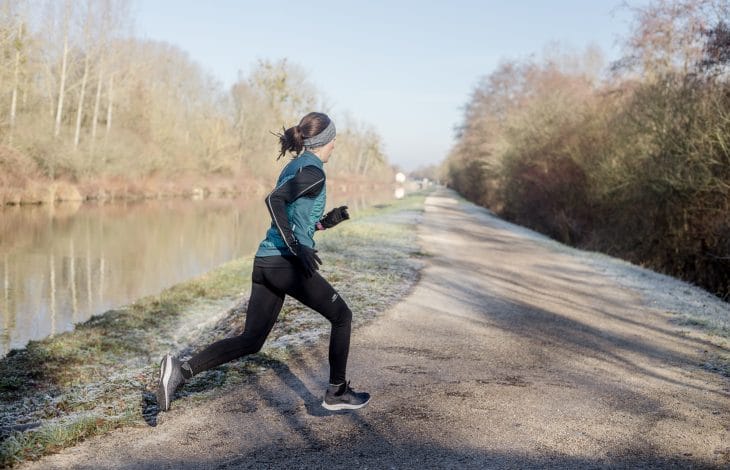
{"left": 615, "top": 0, "right": 725, "bottom": 78}
{"left": 90, "top": 63, "right": 103, "bottom": 146}
{"left": 54, "top": 0, "right": 72, "bottom": 139}
{"left": 9, "top": 18, "right": 24, "bottom": 144}
{"left": 105, "top": 73, "right": 113, "bottom": 139}
{"left": 0, "top": 1, "right": 391, "bottom": 185}
{"left": 73, "top": 1, "right": 93, "bottom": 149}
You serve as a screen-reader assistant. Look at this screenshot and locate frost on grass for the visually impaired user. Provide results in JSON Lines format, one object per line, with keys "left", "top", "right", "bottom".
{"left": 163, "top": 206, "right": 426, "bottom": 403}
{"left": 0, "top": 196, "right": 427, "bottom": 466}
{"left": 457, "top": 195, "right": 729, "bottom": 338}
{"left": 180, "top": 207, "right": 425, "bottom": 372}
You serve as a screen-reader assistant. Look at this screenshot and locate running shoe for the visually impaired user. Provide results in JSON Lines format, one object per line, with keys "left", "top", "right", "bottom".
{"left": 156, "top": 354, "right": 186, "bottom": 411}
{"left": 322, "top": 381, "right": 370, "bottom": 410}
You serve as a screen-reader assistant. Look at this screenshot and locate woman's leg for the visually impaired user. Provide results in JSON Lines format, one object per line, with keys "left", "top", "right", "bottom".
{"left": 186, "top": 266, "right": 285, "bottom": 376}
{"left": 262, "top": 266, "right": 352, "bottom": 385}
{"left": 268, "top": 266, "right": 369, "bottom": 410}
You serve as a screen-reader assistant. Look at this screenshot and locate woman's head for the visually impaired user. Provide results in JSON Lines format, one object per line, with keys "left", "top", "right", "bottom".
{"left": 278, "top": 112, "right": 336, "bottom": 162}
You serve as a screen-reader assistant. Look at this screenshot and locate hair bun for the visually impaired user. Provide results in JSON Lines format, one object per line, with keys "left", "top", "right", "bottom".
{"left": 276, "top": 112, "right": 330, "bottom": 160}
{"left": 278, "top": 124, "right": 305, "bottom": 159}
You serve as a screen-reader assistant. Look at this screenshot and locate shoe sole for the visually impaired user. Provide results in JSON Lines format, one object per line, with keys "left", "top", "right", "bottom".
{"left": 157, "top": 355, "right": 173, "bottom": 411}
{"left": 321, "top": 397, "right": 370, "bottom": 411}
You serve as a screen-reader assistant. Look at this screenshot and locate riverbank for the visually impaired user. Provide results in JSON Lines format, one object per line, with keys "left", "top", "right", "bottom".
{"left": 0, "top": 169, "right": 390, "bottom": 206}
{"left": 0, "top": 192, "right": 427, "bottom": 467}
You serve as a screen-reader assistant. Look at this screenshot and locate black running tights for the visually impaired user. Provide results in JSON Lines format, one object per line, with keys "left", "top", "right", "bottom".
{"left": 187, "top": 257, "right": 352, "bottom": 384}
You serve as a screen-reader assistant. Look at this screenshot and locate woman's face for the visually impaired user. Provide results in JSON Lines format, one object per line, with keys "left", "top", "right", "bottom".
{"left": 319, "top": 138, "right": 336, "bottom": 163}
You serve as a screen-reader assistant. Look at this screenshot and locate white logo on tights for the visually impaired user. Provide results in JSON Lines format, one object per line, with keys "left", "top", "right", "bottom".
{"left": 331, "top": 293, "right": 339, "bottom": 303}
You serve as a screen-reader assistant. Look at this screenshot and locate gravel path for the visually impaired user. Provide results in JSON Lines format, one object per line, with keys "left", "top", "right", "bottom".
{"left": 21, "top": 188, "right": 730, "bottom": 469}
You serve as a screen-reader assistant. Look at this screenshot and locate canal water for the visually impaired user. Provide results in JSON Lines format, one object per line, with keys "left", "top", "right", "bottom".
{"left": 0, "top": 187, "right": 392, "bottom": 357}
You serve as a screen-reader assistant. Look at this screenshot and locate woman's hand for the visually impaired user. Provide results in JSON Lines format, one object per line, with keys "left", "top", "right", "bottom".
{"left": 320, "top": 206, "right": 349, "bottom": 229}
{"left": 292, "top": 242, "right": 322, "bottom": 277}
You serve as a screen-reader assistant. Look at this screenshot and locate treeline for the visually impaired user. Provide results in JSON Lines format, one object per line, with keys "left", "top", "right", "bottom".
{"left": 0, "top": 0, "right": 391, "bottom": 200}
{"left": 445, "top": 0, "right": 730, "bottom": 299}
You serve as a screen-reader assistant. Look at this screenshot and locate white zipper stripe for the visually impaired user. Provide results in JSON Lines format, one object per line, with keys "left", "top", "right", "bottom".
{"left": 266, "top": 189, "right": 294, "bottom": 253}
{"left": 295, "top": 178, "right": 324, "bottom": 199}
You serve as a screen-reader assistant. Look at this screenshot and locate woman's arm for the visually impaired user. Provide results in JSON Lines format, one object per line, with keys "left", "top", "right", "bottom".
{"left": 265, "top": 165, "right": 325, "bottom": 251}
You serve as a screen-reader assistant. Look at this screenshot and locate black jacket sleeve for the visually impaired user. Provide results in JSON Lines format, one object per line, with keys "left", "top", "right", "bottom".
{"left": 265, "top": 165, "right": 325, "bottom": 252}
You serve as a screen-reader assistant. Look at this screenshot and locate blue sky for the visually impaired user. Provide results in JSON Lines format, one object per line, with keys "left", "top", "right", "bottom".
{"left": 134, "top": 0, "right": 645, "bottom": 171}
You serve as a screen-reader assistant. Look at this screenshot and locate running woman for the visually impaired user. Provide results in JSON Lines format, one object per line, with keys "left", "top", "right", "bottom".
{"left": 156, "top": 112, "right": 370, "bottom": 412}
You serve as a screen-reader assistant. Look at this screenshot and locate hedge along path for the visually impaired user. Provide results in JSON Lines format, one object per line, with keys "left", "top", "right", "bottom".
{"left": 0, "top": 192, "right": 427, "bottom": 467}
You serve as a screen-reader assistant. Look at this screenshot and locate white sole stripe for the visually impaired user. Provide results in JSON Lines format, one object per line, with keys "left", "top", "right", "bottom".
{"left": 161, "top": 355, "right": 173, "bottom": 408}
{"left": 321, "top": 398, "right": 370, "bottom": 411}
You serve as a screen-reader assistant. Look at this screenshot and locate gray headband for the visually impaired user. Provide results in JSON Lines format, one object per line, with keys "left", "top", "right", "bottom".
{"left": 303, "top": 120, "right": 336, "bottom": 149}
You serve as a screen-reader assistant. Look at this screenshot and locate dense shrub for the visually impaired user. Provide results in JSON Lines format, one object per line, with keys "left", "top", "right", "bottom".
{"left": 445, "top": 1, "right": 730, "bottom": 299}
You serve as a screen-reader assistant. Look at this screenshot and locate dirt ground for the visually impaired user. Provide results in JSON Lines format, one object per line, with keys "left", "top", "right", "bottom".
{"left": 21, "top": 188, "right": 730, "bottom": 469}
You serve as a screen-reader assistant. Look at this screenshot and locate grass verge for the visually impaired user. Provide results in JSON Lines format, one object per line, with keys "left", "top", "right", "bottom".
{"left": 0, "top": 191, "right": 428, "bottom": 467}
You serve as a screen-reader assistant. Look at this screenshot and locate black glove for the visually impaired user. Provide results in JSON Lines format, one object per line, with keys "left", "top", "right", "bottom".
{"left": 320, "top": 206, "right": 349, "bottom": 229}
{"left": 291, "top": 242, "right": 322, "bottom": 277}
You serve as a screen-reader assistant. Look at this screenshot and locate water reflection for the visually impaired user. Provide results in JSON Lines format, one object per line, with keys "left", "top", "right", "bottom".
{"left": 0, "top": 186, "right": 393, "bottom": 357}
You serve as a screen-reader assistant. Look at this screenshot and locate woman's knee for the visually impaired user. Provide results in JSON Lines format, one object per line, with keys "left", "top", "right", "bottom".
{"left": 238, "top": 333, "right": 267, "bottom": 355}
{"left": 332, "top": 305, "right": 352, "bottom": 327}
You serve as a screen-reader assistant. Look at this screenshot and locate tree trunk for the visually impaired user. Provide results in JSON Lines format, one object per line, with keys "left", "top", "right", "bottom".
{"left": 54, "top": 29, "right": 69, "bottom": 138}
{"left": 73, "top": 52, "right": 90, "bottom": 149}
{"left": 355, "top": 142, "right": 365, "bottom": 175}
{"left": 361, "top": 152, "right": 371, "bottom": 176}
{"left": 74, "top": 1, "right": 96, "bottom": 150}
{"left": 9, "top": 20, "right": 23, "bottom": 145}
{"left": 105, "top": 74, "right": 114, "bottom": 139}
{"left": 91, "top": 66, "right": 103, "bottom": 143}
{"left": 43, "top": 63, "right": 55, "bottom": 118}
